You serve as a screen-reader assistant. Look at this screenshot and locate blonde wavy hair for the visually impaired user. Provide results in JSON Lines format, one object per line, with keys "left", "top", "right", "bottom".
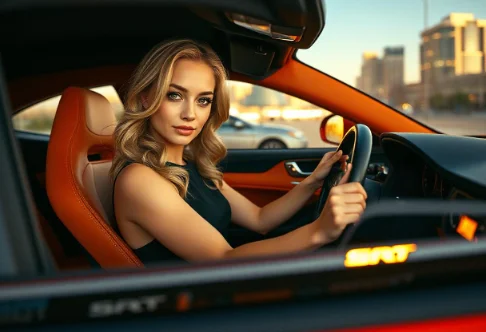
{"left": 110, "top": 39, "right": 230, "bottom": 198}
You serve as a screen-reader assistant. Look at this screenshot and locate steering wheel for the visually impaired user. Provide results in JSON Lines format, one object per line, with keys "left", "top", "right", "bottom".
{"left": 315, "top": 124, "right": 373, "bottom": 220}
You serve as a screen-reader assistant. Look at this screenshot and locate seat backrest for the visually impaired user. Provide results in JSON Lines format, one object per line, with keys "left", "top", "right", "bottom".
{"left": 46, "top": 87, "right": 143, "bottom": 268}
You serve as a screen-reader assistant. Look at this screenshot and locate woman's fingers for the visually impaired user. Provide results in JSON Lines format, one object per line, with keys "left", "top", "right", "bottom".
{"left": 321, "top": 178, "right": 368, "bottom": 239}
{"left": 333, "top": 179, "right": 367, "bottom": 199}
{"left": 322, "top": 150, "right": 343, "bottom": 163}
{"left": 342, "top": 202, "right": 366, "bottom": 214}
{"left": 342, "top": 195, "right": 366, "bottom": 210}
{"left": 338, "top": 163, "right": 352, "bottom": 185}
{"left": 328, "top": 195, "right": 366, "bottom": 213}
{"left": 333, "top": 150, "right": 343, "bottom": 160}
{"left": 329, "top": 192, "right": 366, "bottom": 206}
{"left": 326, "top": 182, "right": 367, "bottom": 227}
{"left": 329, "top": 205, "right": 364, "bottom": 227}
{"left": 340, "top": 213, "right": 362, "bottom": 226}
{"left": 339, "top": 155, "right": 349, "bottom": 171}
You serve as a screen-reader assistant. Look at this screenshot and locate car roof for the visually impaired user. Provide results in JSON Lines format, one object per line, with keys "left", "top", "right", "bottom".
{"left": 0, "top": 0, "right": 325, "bottom": 82}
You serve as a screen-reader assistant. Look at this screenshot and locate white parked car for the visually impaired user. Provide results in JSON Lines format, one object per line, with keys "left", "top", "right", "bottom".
{"left": 217, "top": 115, "right": 308, "bottom": 149}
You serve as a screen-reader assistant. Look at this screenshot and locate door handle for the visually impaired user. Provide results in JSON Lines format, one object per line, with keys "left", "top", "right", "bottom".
{"left": 284, "top": 161, "right": 312, "bottom": 177}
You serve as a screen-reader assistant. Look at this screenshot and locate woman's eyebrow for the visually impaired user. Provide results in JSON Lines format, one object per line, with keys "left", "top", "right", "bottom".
{"left": 170, "top": 83, "right": 214, "bottom": 96}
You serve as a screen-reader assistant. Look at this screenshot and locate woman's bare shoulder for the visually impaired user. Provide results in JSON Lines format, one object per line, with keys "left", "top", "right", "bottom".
{"left": 115, "top": 163, "right": 175, "bottom": 197}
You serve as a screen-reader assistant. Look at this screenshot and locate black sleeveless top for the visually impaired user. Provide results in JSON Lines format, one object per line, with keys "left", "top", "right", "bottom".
{"left": 113, "top": 160, "right": 232, "bottom": 265}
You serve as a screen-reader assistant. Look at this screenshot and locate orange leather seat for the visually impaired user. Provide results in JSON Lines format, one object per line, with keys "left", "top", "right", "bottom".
{"left": 46, "top": 87, "right": 143, "bottom": 269}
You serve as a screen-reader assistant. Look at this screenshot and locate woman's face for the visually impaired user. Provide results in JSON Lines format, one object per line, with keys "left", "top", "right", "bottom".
{"left": 149, "top": 59, "right": 215, "bottom": 148}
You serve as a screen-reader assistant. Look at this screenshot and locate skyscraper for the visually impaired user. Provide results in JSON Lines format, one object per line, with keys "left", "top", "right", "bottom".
{"left": 360, "top": 52, "right": 384, "bottom": 100}
{"left": 383, "top": 47, "right": 405, "bottom": 105}
{"left": 357, "top": 48, "right": 404, "bottom": 104}
{"left": 420, "top": 13, "right": 486, "bottom": 85}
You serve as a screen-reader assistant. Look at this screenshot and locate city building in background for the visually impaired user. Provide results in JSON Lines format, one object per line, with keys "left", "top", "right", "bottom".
{"left": 421, "top": 13, "right": 485, "bottom": 82}
{"left": 413, "top": 13, "right": 486, "bottom": 111}
{"left": 356, "top": 48, "right": 404, "bottom": 106}
{"left": 356, "top": 12, "right": 486, "bottom": 113}
{"left": 356, "top": 52, "right": 384, "bottom": 101}
{"left": 383, "top": 47, "right": 405, "bottom": 105}
{"left": 227, "top": 82, "right": 328, "bottom": 123}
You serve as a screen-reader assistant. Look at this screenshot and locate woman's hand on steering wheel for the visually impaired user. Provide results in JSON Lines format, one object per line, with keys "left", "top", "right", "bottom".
{"left": 315, "top": 164, "right": 367, "bottom": 243}
{"left": 307, "top": 150, "right": 348, "bottom": 189}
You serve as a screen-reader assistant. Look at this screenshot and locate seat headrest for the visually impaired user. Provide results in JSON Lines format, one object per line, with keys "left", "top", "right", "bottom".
{"left": 84, "top": 89, "right": 117, "bottom": 136}
{"left": 48, "top": 87, "right": 118, "bottom": 181}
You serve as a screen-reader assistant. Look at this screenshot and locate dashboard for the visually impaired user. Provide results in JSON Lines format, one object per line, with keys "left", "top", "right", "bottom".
{"left": 380, "top": 132, "right": 486, "bottom": 200}
{"left": 353, "top": 133, "right": 486, "bottom": 244}
{"left": 421, "top": 164, "right": 452, "bottom": 199}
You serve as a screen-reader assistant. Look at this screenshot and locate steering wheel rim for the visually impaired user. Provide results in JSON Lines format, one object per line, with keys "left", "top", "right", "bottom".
{"left": 315, "top": 124, "right": 373, "bottom": 220}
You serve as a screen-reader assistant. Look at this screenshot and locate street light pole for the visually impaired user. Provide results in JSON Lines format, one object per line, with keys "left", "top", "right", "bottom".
{"left": 423, "top": 0, "right": 430, "bottom": 115}
{"left": 479, "top": 74, "right": 485, "bottom": 110}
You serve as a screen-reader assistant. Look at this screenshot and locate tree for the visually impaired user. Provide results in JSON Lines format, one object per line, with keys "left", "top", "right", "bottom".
{"left": 448, "top": 92, "right": 470, "bottom": 113}
{"left": 430, "top": 93, "right": 446, "bottom": 110}
{"left": 389, "top": 84, "right": 406, "bottom": 106}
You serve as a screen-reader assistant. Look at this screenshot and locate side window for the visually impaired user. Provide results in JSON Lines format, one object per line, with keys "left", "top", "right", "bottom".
{"left": 12, "top": 86, "right": 124, "bottom": 135}
{"left": 223, "top": 81, "right": 334, "bottom": 149}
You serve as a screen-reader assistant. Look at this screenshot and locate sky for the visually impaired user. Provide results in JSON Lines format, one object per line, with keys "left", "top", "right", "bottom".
{"left": 297, "top": 0, "right": 486, "bottom": 87}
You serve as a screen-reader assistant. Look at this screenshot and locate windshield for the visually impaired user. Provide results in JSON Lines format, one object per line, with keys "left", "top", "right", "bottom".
{"left": 297, "top": 0, "right": 486, "bottom": 136}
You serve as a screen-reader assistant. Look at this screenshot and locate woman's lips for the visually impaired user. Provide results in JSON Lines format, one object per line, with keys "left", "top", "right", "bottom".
{"left": 174, "top": 126, "right": 195, "bottom": 136}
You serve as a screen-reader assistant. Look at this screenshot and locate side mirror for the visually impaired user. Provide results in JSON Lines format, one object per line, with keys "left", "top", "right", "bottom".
{"left": 319, "top": 114, "right": 355, "bottom": 145}
{"left": 233, "top": 120, "right": 245, "bottom": 129}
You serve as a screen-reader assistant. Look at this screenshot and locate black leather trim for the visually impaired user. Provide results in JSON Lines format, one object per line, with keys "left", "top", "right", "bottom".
{"left": 220, "top": 148, "right": 333, "bottom": 173}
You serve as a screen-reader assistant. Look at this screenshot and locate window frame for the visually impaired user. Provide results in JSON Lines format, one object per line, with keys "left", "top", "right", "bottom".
{"left": 0, "top": 56, "right": 54, "bottom": 277}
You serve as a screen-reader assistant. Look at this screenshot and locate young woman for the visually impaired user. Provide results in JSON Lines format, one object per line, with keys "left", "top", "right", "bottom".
{"left": 110, "top": 39, "right": 367, "bottom": 264}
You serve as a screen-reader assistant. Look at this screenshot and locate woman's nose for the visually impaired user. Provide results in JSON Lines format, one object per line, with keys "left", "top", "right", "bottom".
{"left": 181, "top": 101, "right": 195, "bottom": 121}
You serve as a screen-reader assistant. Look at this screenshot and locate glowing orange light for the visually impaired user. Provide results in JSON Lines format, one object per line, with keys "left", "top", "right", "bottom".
{"left": 344, "top": 244, "right": 417, "bottom": 268}
{"left": 457, "top": 215, "right": 478, "bottom": 241}
{"left": 176, "top": 292, "right": 192, "bottom": 312}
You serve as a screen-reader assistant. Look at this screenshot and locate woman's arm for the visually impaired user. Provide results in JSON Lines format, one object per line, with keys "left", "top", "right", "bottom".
{"left": 220, "top": 150, "right": 347, "bottom": 234}
{"left": 227, "top": 167, "right": 366, "bottom": 258}
{"left": 115, "top": 162, "right": 364, "bottom": 262}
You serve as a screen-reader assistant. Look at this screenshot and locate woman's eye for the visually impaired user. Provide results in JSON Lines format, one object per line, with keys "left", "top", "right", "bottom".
{"left": 198, "top": 97, "right": 213, "bottom": 106}
{"left": 167, "top": 92, "right": 182, "bottom": 100}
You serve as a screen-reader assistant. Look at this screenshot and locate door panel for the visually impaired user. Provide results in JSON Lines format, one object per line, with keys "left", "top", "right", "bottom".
{"left": 221, "top": 149, "right": 327, "bottom": 206}
{"left": 221, "top": 149, "right": 327, "bottom": 247}
{"left": 221, "top": 147, "right": 389, "bottom": 201}
{"left": 222, "top": 146, "right": 389, "bottom": 246}
{"left": 224, "top": 161, "right": 313, "bottom": 192}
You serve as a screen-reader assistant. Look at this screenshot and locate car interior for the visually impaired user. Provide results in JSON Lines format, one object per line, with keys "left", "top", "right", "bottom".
{"left": 1, "top": 0, "right": 486, "bottom": 273}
